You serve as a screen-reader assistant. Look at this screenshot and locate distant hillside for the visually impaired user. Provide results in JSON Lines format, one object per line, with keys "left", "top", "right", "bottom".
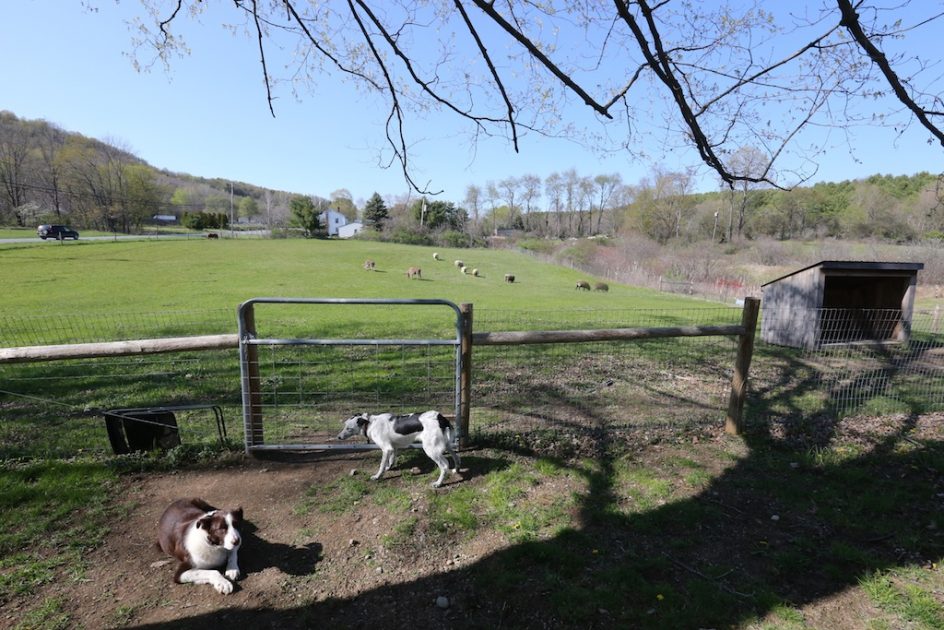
{"left": 0, "top": 111, "right": 300, "bottom": 232}
{"left": 2, "top": 110, "right": 940, "bottom": 247}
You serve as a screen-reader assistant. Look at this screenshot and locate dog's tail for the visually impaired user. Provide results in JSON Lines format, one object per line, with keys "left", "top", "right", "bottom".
{"left": 436, "top": 412, "right": 461, "bottom": 471}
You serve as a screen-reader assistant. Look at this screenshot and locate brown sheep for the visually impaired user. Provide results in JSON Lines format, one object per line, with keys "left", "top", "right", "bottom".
{"left": 206, "top": 233, "right": 219, "bottom": 239}
{"left": 406, "top": 266, "right": 422, "bottom": 279}
{"left": 576, "top": 280, "right": 591, "bottom": 290}
{"left": 593, "top": 282, "right": 609, "bottom": 292}
{"left": 504, "top": 274, "right": 515, "bottom": 283}
{"left": 363, "top": 259, "right": 376, "bottom": 271}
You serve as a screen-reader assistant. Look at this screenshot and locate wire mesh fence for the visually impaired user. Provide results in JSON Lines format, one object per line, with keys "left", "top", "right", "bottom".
{"left": 0, "top": 308, "right": 235, "bottom": 346}
{"left": 753, "top": 306, "right": 944, "bottom": 420}
{"left": 1, "top": 304, "right": 942, "bottom": 459}
{"left": 237, "top": 299, "right": 463, "bottom": 450}
{"left": 469, "top": 307, "right": 745, "bottom": 447}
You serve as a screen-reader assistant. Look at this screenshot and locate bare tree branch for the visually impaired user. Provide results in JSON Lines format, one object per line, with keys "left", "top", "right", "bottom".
{"left": 249, "top": 0, "right": 276, "bottom": 117}
{"left": 453, "top": 0, "right": 519, "bottom": 151}
{"left": 469, "top": 0, "right": 614, "bottom": 119}
{"left": 837, "top": 0, "right": 944, "bottom": 147}
{"left": 344, "top": 0, "right": 440, "bottom": 194}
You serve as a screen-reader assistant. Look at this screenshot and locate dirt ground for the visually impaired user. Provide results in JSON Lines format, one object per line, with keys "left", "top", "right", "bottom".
{"left": 10, "top": 413, "right": 943, "bottom": 629}
{"left": 41, "top": 450, "right": 528, "bottom": 630}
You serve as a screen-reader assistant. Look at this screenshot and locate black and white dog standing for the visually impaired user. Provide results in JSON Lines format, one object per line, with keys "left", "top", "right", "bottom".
{"left": 337, "top": 410, "right": 461, "bottom": 487}
{"left": 156, "top": 497, "right": 243, "bottom": 595}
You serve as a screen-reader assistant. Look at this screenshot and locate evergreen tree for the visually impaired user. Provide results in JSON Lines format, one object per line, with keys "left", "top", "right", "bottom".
{"left": 363, "top": 192, "right": 388, "bottom": 231}
{"left": 289, "top": 195, "right": 321, "bottom": 237}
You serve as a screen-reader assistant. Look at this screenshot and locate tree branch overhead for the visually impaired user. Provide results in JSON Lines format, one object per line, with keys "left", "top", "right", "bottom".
{"left": 131, "top": 0, "right": 943, "bottom": 192}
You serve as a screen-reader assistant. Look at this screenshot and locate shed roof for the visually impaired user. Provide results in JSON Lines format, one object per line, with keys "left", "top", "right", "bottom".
{"left": 761, "top": 260, "right": 924, "bottom": 287}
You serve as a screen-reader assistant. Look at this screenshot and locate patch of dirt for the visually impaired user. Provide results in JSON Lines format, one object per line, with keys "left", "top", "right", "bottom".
{"left": 45, "top": 449, "right": 545, "bottom": 629}
{"left": 12, "top": 414, "right": 944, "bottom": 629}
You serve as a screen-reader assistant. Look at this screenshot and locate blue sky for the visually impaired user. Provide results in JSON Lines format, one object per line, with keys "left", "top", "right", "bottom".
{"left": 2, "top": 1, "right": 941, "bottom": 205}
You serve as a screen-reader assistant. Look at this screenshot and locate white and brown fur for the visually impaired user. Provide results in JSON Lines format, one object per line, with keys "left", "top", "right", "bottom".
{"left": 156, "top": 498, "right": 243, "bottom": 595}
{"left": 337, "top": 410, "right": 461, "bottom": 487}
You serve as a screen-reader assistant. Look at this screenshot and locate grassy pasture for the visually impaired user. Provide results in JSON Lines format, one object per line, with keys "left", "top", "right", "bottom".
{"left": 1, "top": 238, "right": 942, "bottom": 629}
{"left": 0, "top": 237, "right": 723, "bottom": 346}
{"left": 0, "top": 237, "right": 691, "bottom": 312}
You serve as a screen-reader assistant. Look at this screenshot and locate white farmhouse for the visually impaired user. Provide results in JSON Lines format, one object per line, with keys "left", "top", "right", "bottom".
{"left": 319, "top": 209, "right": 348, "bottom": 236}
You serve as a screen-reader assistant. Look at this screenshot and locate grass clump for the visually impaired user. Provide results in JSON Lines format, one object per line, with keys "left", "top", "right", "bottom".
{"left": 0, "top": 460, "right": 117, "bottom": 603}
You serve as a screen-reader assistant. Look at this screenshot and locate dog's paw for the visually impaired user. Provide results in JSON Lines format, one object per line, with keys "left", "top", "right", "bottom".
{"left": 225, "top": 568, "right": 240, "bottom": 581}
{"left": 370, "top": 474, "right": 382, "bottom": 481}
{"left": 212, "top": 577, "right": 234, "bottom": 595}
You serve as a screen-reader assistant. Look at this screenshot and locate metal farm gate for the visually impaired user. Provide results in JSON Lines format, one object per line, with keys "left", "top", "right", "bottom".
{"left": 236, "top": 298, "right": 465, "bottom": 454}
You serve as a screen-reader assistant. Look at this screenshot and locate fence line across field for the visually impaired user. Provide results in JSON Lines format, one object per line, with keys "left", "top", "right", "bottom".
{"left": 5, "top": 300, "right": 942, "bottom": 461}
{"left": 0, "top": 299, "right": 760, "bottom": 458}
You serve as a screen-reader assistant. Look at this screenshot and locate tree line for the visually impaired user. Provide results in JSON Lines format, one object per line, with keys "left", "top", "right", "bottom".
{"left": 0, "top": 111, "right": 297, "bottom": 232}
{"left": 3, "top": 111, "right": 940, "bottom": 244}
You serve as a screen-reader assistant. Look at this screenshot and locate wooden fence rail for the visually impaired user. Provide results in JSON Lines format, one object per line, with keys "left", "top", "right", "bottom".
{"left": 0, "top": 298, "right": 760, "bottom": 438}
{"left": 0, "top": 334, "right": 239, "bottom": 364}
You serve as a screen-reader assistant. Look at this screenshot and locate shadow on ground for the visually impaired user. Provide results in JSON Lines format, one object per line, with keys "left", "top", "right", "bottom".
{"left": 129, "top": 379, "right": 943, "bottom": 629}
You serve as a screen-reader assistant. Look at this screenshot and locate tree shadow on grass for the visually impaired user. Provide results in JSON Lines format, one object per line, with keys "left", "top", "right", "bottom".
{"left": 130, "top": 376, "right": 944, "bottom": 629}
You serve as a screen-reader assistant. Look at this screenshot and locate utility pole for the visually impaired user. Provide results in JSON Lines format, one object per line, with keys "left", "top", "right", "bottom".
{"left": 229, "top": 182, "right": 234, "bottom": 237}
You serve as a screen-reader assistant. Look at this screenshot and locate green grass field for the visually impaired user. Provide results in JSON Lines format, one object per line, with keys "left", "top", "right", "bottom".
{"left": 0, "top": 237, "right": 729, "bottom": 346}
{"left": 0, "top": 237, "right": 696, "bottom": 312}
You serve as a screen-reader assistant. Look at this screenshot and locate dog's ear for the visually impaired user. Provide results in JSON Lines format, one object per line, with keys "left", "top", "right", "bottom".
{"left": 356, "top": 416, "right": 369, "bottom": 428}
{"left": 231, "top": 507, "right": 244, "bottom": 523}
{"left": 196, "top": 515, "right": 211, "bottom": 530}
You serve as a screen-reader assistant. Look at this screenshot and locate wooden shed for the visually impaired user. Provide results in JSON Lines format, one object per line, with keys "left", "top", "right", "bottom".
{"left": 761, "top": 261, "right": 923, "bottom": 349}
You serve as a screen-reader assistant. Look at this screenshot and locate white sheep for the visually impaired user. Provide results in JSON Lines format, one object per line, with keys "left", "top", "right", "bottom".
{"left": 454, "top": 260, "right": 464, "bottom": 268}
{"left": 433, "top": 252, "right": 441, "bottom": 261}
{"left": 472, "top": 268, "right": 479, "bottom": 277}
{"left": 461, "top": 265, "right": 470, "bottom": 274}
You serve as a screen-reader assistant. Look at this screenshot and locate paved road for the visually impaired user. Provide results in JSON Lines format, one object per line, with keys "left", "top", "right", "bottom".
{"left": 0, "top": 231, "right": 270, "bottom": 244}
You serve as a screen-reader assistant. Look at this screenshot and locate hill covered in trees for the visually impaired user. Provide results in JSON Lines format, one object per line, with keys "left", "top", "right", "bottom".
{"left": 1, "top": 111, "right": 941, "bottom": 247}
{"left": 0, "top": 111, "right": 303, "bottom": 232}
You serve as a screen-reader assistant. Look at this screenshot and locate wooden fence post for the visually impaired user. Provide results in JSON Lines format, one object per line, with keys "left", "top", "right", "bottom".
{"left": 459, "top": 303, "right": 473, "bottom": 448}
{"left": 240, "top": 303, "right": 265, "bottom": 452}
{"left": 725, "top": 296, "right": 760, "bottom": 435}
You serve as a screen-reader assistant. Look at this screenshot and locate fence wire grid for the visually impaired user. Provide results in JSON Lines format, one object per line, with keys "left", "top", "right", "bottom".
{"left": 1, "top": 304, "right": 942, "bottom": 459}
{"left": 755, "top": 306, "right": 944, "bottom": 419}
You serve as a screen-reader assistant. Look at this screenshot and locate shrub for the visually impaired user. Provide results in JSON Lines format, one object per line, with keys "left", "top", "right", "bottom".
{"left": 437, "top": 230, "right": 470, "bottom": 248}
{"left": 388, "top": 225, "right": 434, "bottom": 246}
{"left": 558, "top": 239, "right": 598, "bottom": 267}
{"left": 518, "top": 238, "right": 559, "bottom": 256}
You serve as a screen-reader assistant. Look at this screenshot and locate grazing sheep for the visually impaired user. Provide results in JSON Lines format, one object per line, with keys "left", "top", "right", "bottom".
{"left": 406, "top": 266, "right": 422, "bottom": 279}
{"left": 454, "top": 260, "right": 464, "bottom": 268}
{"left": 433, "top": 252, "right": 441, "bottom": 261}
{"left": 206, "top": 233, "right": 219, "bottom": 239}
{"left": 471, "top": 268, "right": 479, "bottom": 277}
{"left": 363, "top": 259, "right": 376, "bottom": 271}
{"left": 576, "top": 280, "right": 591, "bottom": 290}
{"left": 461, "top": 265, "right": 470, "bottom": 274}
{"left": 504, "top": 274, "right": 515, "bottom": 283}
{"left": 593, "top": 282, "right": 609, "bottom": 292}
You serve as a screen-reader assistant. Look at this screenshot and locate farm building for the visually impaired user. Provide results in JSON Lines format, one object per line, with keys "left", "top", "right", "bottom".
{"left": 337, "top": 221, "right": 364, "bottom": 238}
{"left": 319, "top": 209, "right": 349, "bottom": 236}
{"left": 761, "top": 260, "right": 923, "bottom": 349}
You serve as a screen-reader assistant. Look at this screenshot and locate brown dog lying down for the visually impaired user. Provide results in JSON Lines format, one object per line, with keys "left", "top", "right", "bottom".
{"left": 156, "top": 497, "right": 243, "bottom": 595}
